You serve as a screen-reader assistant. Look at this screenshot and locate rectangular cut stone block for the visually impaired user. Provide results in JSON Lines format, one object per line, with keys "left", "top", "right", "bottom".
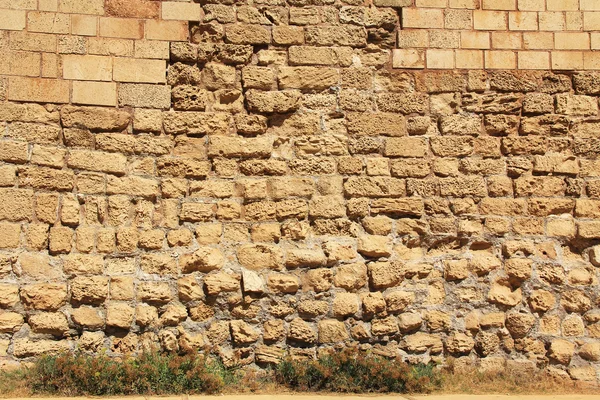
{"left": 0, "top": 51, "right": 41, "bottom": 77}
{"left": 461, "top": 31, "right": 491, "bottom": 49}
{"left": 485, "top": 51, "right": 517, "bottom": 69}
{"left": 118, "top": 83, "right": 171, "bottom": 109}
{"left": 508, "top": 11, "right": 538, "bottom": 30}
{"left": 8, "top": 77, "right": 70, "bottom": 103}
{"left": 135, "top": 40, "right": 170, "bottom": 59}
{"left": 384, "top": 138, "right": 428, "bottom": 157}
{"left": 552, "top": 51, "right": 584, "bottom": 70}
{"left": 555, "top": 33, "right": 590, "bottom": 50}
{"left": 162, "top": 2, "right": 202, "bottom": 21}
{"left": 398, "top": 30, "right": 429, "bottom": 48}
{"left": 593, "top": 33, "right": 600, "bottom": 50}
{"left": 71, "top": 14, "right": 97, "bottom": 36}
{"left": 99, "top": 17, "right": 143, "bottom": 39}
{"left": 38, "top": 0, "right": 58, "bottom": 11}
{"left": 27, "top": 12, "right": 70, "bottom": 34}
{"left": 88, "top": 38, "right": 133, "bottom": 57}
{"left": 68, "top": 149, "right": 127, "bottom": 175}
{"left": 539, "top": 12, "right": 566, "bottom": 30}
{"left": 374, "top": 0, "right": 412, "bottom": 5}
{"left": 62, "top": 55, "right": 112, "bottom": 81}
{"left": 113, "top": 58, "right": 166, "bottom": 83}
{"left": 474, "top": 10, "right": 508, "bottom": 30}
{"left": 491, "top": 32, "right": 521, "bottom": 49}
{"left": 417, "top": 0, "right": 447, "bottom": 7}
{"left": 392, "top": 49, "right": 425, "bottom": 69}
{"left": 584, "top": 12, "right": 600, "bottom": 30}
{"left": 584, "top": 53, "right": 600, "bottom": 70}
{"left": 566, "top": 12, "right": 584, "bottom": 30}
{"left": 524, "top": 32, "right": 554, "bottom": 49}
{"left": 483, "top": 0, "right": 515, "bottom": 10}
{"left": 450, "top": 0, "right": 478, "bottom": 8}
{"left": 582, "top": 0, "right": 600, "bottom": 10}
{"left": 518, "top": 51, "right": 550, "bottom": 69}
{"left": 0, "top": 9, "right": 26, "bottom": 30}
{"left": 105, "top": 0, "right": 159, "bottom": 18}
{"left": 403, "top": 8, "right": 444, "bottom": 29}
{"left": 518, "top": 0, "right": 544, "bottom": 10}
{"left": 547, "top": 0, "right": 579, "bottom": 11}
{"left": 72, "top": 81, "right": 117, "bottom": 106}
{"left": 288, "top": 46, "right": 351, "bottom": 66}
{"left": 427, "top": 49, "right": 454, "bottom": 69}
{"left": 0, "top": 188, "right": 34, "bottom": 221}
{"left": 59, "top": 0, "right": 104, "bottom": 14}
{"left": 278, "top": 67, "right": 339, "bottom": 90}
{"left": 10, "top": 31, "right": 56, "bottom": 52}
{"left": 145, "top": 20, "right": 188, "bottom": 41}
{"left": 456, "top": 50, "right": 484, "bottom": 69}
{"left": 0, "top": 0, "right": 36, "bottom": 9}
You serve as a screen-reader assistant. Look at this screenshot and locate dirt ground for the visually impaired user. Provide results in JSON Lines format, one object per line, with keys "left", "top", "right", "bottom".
{"left": 6, "top": 395, "right": 600, "bottom": 400}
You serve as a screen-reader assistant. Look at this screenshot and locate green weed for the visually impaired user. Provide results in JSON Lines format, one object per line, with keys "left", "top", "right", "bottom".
{"left": 274, "top": 347, "right": 442, "bottom": 393}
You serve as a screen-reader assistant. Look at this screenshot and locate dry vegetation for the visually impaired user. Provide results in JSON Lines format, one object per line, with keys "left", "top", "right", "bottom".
{"left": 0, "top": 350, "right": 597, "bottom": 397}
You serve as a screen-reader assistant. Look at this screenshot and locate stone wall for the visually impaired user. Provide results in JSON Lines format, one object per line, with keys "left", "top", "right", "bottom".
{"left": 0, "top": 0, "right": 599, "bottom": 383}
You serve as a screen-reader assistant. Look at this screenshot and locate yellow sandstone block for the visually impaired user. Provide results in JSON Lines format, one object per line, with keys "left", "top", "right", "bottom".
{"left": 71, "top": 14, "right": 97, "bottom": 36}
{"left": 474, "top": 10, "right": 507, "bottom": 30}
{"left": 482, "top": 0, "right": 515, "bottom": 10}
{"left": 27, "top": 11, "right": 70, "bottom": 34}
{"left": 72, "top": 81, "right": 117, "bottom": 106}
{"left": 518, "top": 51, "right": 550, "bottom": 69}
{"left": 455, "top": 49, "right": 484, "bottom": 68}
{"left": 99, "top": 17, "right": 143, "bottom": 39}
{"left": 8, "top": 77, "right": 70, "bottom": 103}
{"left": 62, "top": 54, "right": 113, "bottom": 81}
{"left": 427, "top": 49, "right": 455, "bottom": 69}
{"left": 145, "top": 20, "right": 188, "bottom": 41}
{"left": 547, "top": 0, "right": 579, "bottom": 11}
{"left": 58, "top": 0, "right": 104, "bottom": 15}
{"left": 517, "top": 0, "right": 544, "bottom": 11}
{"left": 555, "top": 32, "right": 590, "bottom": 50}
{"left": 0, "top": 9, "right": 26, "bottom": 30}
{"left": 484, "top": 50, "right": 517, "bottom": 69}
{"left": 392, "top": 49, "right": 425, "bottom": 68}
{"left": 113, "top": 58, "right": 166, "bottom": 83}
{"left": 552, "top": 51, "right": 584, "bottom": 70}
{"left": 162, "top": 1, "right": 202, "bottom": 21}
{"left": 403, "top": 8, "right": 445, "bottom": 29}
{"left": 461, "top": 31, "right": 490, "bottom": 49}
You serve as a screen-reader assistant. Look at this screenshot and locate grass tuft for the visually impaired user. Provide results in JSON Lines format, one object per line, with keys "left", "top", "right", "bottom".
{"left": 22, "top": 351, "right": 236, "bottom": 396}
{"left": 2, "top": 349, "right": 597, "bottom": 397}
{"left": 274, "top": 347, "right": 441, "bottom": 393}
{"left": 0, "top": 348, "right": 440, "bottom": 396}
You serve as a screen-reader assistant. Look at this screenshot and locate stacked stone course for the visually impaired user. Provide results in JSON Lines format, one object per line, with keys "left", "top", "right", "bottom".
{"left": 0, "top": 0, "right": 599, "bottom": 383}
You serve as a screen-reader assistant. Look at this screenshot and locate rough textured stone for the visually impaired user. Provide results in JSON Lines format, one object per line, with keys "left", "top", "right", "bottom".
{"left": 1, "top": 0, "right": 600, "bottom": 380}
{"left": 61, "top": 106, "right": 131, "bottom": 131}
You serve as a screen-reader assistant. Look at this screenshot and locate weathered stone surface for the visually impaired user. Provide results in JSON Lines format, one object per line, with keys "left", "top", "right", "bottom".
{"left": 163, "top": 112, "right": 231, "bottom": 135}
{"left": 0, "top": 312, "right": 24, "bottom": 333}
{"left": 318, "top": 319, "right": 349, "bottom": 343}
{"left": 2, "top": 1, "right": 600, "bottom": 379}
{"left": 246, "top": 90, "right": 301, "bottom": 113}
{"left": 61, "top": 106, "right": 131, "bottom": 131}
{"left": 289, "top": 317, "right": 317, "bottom": 344}
{"left": 204, "top": 272, "right": 239, "bottom": 296}
{"left": 20, "top": 283, "right": 67, "bottom": 311}
{"left": 13, "top": 338, "right": 70, "bottom": 357}
{"left": 181, "top": 247, "right": 224, "bottom": 273}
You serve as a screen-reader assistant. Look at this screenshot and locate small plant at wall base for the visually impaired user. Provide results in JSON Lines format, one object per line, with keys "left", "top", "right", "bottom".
{"left": 274, "top": 348, "right": 441, "bottom": 393}
{"left": 18, "top": 351, "right": 236, "bottom": 396}
{"left": 0, "top": 349, "right": 441, "bottom": 396}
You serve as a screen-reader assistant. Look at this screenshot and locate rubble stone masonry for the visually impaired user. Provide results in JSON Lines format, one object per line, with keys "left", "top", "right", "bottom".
{"left": 0, "top": 0, "right": 600, "bottom": 383}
